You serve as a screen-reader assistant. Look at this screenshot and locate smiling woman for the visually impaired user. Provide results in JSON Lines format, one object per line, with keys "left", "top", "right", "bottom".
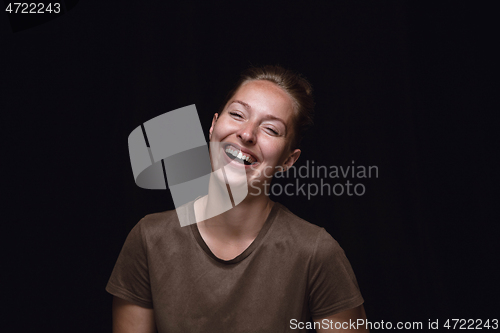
{"left": 106, "top": 65, "right": 368, "bottom": 333}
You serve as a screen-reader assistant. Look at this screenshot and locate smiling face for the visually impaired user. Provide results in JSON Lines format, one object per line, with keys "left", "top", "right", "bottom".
{"left": 209, "top": 80, "right": 301, "bottom": 194}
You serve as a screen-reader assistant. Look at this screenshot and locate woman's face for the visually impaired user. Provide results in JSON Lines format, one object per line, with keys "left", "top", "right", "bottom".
{"left": 209, "top": 80, "right": 301, "bottom": 191}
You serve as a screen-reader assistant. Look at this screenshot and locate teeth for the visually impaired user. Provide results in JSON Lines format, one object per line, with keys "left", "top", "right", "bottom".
{"left": 225, "top": 146, "right": 255, "bottom": 164}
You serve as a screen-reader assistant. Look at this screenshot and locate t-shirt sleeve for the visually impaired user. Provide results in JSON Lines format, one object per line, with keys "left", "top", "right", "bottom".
{"left": 308, "top": 228, "right": 364, "bottom": 319}
{"left": 105, "top": 219, "right": 153, "bottom": 309}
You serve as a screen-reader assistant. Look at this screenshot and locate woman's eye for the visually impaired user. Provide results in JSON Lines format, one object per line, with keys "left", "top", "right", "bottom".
{"left": 230, "top": 112, "right": 242, "bottom": 118}
{"left": 266, "top": 128, "right": 279, "bottom": 135}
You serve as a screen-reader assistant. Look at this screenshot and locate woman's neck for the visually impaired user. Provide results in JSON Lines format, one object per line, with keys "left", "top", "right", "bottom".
{"left": 196, "top": 194, "right": 274, "bottom": 243}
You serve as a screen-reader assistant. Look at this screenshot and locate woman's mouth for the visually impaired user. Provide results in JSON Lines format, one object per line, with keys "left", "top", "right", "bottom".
{"left": 224, "top": 146, "right": 257, "bottom": 166}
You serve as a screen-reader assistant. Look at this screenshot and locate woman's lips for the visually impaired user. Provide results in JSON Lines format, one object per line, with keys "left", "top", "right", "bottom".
{"left": 221, "top": 144, "right": 260, "bottom": 169}
{"left": 224, "top": 146, "right": 256, "bottom": 164}
{"left": 224, "top": 143, "right": 259, "bottom": 161}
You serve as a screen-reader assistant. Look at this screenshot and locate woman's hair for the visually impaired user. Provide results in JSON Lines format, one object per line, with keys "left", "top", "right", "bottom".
{"left": 221, "top": 65, "right": 315, "bottom": 149}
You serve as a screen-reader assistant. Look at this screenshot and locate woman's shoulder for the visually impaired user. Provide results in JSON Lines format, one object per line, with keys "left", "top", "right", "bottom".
{"left": 135, "top": 204, "right": 191, "bottom": 240}
{"left": 273, "top": 202, "right": 340, "bottom": 252}
{"left": 274, "top": 202, "right": 323, "bottom": 232}
{"left": 140, "top": 208, "right": 179, "bottom": 226}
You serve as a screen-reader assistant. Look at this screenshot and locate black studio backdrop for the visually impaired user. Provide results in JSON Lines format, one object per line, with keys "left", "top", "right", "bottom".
{"left": 2, "top": 1, "right": 497, "bottom": 332}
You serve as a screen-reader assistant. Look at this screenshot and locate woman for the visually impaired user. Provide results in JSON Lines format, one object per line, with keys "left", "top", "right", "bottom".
{"left": 107, "top": 66, "right": 368, "bottom": 332}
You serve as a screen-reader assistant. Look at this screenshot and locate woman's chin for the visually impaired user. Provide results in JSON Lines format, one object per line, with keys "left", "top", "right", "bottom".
{"left": 224, "top": 168, "right": 249, "bottom": 187}
{"left": 210, "top": 167, "right": 248, "bottom": 187}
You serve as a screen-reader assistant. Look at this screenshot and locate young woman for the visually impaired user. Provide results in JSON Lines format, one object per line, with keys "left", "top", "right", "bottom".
{"left": 107, "top": 66, "right": 368, "bottom": 332}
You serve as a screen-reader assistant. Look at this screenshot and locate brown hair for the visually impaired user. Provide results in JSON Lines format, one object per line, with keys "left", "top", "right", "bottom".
{"left": 220, "top": 65, "right": 315, "bottom": 149}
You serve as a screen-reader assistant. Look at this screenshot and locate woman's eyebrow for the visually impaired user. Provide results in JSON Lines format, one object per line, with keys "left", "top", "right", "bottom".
{"left": 262, "top": 114, "right": 286, "bottom": 126}
{"left": 230, "top": 100, "right": 252, "bottom": 110}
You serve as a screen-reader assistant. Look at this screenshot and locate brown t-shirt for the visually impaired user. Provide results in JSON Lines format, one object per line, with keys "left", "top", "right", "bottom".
{"left": 106, "top": 202, "right": 364, "bottom": 332}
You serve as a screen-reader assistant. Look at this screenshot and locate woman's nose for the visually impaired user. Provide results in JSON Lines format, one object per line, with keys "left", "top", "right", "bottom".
{"left": 237, "top": 122, "right": 257, "bottom": 144}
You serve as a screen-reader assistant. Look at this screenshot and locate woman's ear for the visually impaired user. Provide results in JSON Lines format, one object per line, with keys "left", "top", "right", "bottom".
{"left": 209, "top": 113, "right": 219, "bottom": 140}
{"left": 282, "top": 149, "right": 301, "bottom": 171}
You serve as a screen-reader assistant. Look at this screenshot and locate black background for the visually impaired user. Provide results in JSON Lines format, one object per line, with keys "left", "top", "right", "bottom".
{"left": 2, "top": 1, "right": 497, "bottom": 332}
